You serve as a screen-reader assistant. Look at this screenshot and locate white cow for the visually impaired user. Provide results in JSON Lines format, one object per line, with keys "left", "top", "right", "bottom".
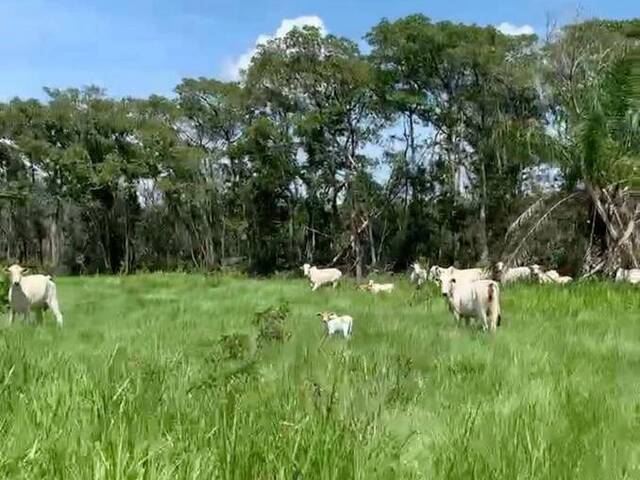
{"left": 410, "top": 262, "right": 428, "bottom": 286}
{"left": 318, "top": 312, "right": 353, "bottom": 339}
{"left": 438, "top": 266, "right": 491, "bottom": 284}
{"left": 494, "top": 261, "right": 535, "bottom": 283}
{"left": 531, "top": 266, "right": 573, "bottom": 285}
{"left": 544, "top": 270, "right": 561, "bottom": 282}
{"left": 439, "top": 270, "right": 501, "bottom": 332}
{"left": 616, "top": 268, "right": 640, "bottom": 285}
{"left": 301, "top": 263, "right": 343, "bottom": 291}
{"left": 530, "top": 265, "right": 554, "bottom": 284}
{"left": 365, "top": 280, "right": 395, "bottom": 294}
{"left": 6, "top": 264, "right": 63, "bottom": 326}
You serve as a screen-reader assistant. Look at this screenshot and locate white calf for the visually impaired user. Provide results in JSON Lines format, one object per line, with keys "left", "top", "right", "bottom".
{"left": 318, "top": 312, "right": 353, "bottom": 339}
{"left": 6, "top": 264, "right": 63, "bottom": 326}
{"left": 366, "top": 280, "right": 395, "bottom": 294}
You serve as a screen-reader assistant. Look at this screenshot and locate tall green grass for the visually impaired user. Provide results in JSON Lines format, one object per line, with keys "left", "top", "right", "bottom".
{"left": 1, "top": 274, "right": 639, "bottom": 478}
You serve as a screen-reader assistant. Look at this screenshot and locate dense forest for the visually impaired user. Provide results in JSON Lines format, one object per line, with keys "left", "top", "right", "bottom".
{"left": 1, "top": 15, "right": 639, "bottom": 277}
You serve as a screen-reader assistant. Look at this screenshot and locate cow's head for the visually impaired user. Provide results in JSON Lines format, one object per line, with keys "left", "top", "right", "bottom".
{"left": 615, "top": 268, "right": 625, "bottom": 282}
{"left": 5, "top": 264, "right": 27, "bottom": 286}
{"left": 439, "top": 269, "right": 456, "bottom": 297}
{"left": 317, "top": 311, "right": 335, "bottom": 323}
{"left": 429, "top": 265, "right": 442, "bottom": 282}
{"left": 529, "top": 264, "right": 543, "bottom": 279}
{"left": 301, "top": 264, "right": 311, "bottom": 276}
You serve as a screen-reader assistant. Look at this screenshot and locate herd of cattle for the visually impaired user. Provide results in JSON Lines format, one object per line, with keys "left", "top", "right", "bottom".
{"left": 3, "top": 261, "right": 639, "bottom": 335}
{"left": 304, "top": 261, "right": 640, "bottom": 337}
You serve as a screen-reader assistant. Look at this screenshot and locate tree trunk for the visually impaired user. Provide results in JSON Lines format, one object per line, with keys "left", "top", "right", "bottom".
{"left": 124, "top": 193, "right": 130, "bottom": 274}
{"left": 221, "top": 213, "right": 226, "bottom": 260}
{"left": 368, "top": 219, "right": 377, "bottom": 267}
{"left": 587, "top": 184, "right": 639, "bottom": 270}
{"left": 478, "top": 159, "right": 490, "bottom": 264}
{"left": 48, "top": 202, "right": 60, "bottom": 268}
{"left": 352, "top": 213, "right": 362, "bottom": 280}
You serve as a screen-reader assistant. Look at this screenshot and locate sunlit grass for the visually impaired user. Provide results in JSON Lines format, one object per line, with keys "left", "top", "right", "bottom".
{"left": 1, "top": 274, "right": 639, "bottom": 478}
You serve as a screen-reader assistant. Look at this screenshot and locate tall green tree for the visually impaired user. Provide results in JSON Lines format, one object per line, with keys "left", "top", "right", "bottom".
{"left": 368, "top": 15, "right": 545, "bottom": 264}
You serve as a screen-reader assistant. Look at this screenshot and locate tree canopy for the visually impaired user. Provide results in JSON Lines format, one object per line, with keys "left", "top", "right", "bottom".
{"left": 1, "top": 15, "right": 639, "bottom": 276}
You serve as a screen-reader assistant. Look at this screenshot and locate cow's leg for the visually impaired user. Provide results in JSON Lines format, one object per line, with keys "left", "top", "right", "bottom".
{"left": 35, "top": 309, "right": 44, "bottom": 325}
{"left": 332, "top": 281, "right": 338, "bottom": 289}
{"left": 311, "top": 283, "right": 319, "bottom": 292}
{"left": 480, "top": 311, "right": 489, "bottom": 332}
{"left": 8, "top": 309, "right": 14, "bottom": 325}
{"left": 488, "top": 309, "right": 498, "bottom": 332}
{"left": 47, "top": 298, "right": 64, "bottom": 327}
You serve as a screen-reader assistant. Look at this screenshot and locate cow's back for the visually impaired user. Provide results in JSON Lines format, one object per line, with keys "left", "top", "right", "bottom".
{"left": 17, "top": 275, "right": 52, "bottom": 307}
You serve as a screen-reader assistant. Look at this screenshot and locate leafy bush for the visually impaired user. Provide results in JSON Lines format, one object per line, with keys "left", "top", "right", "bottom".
{"left": 253, "top": 303, "right": 291, "bottom": 347}
{"left": 217, "top": 332, "right": 254, "bottom": 360}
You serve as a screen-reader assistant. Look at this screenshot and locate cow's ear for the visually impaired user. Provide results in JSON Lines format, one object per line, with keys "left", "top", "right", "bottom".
{"left": 450, "top": 278, "right": 456, "bottom": 284}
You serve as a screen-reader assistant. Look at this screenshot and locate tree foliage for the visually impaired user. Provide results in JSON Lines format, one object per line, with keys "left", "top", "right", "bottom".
{"left": 1, "top": 15, "right": 639, "bottom": 276}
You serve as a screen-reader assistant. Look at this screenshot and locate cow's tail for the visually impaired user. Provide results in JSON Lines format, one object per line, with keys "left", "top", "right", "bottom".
{"left": 487, "top": 282, "right": 501, "bottom": 330}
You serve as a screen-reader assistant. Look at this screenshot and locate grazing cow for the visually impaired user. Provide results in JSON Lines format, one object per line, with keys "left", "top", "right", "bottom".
{"left": 301, "top": 264, "right": 343, "bottom": 291}
{"left": 410, "top": 262, "right": 428, "bottom": 286}
{"left": 318, "top": 312, "right": 353, "bottom": 338}
{"left": 531, "top": 265, "right": 573, "bottom": 285}
{"left": 6, "top": 264, "right": 63, "bottom": 326}
{"left": 365, "top": 280, "right": 395, "bottom": 294}
{"left": 616, "top": 268, "right": 640, "bottom": 285}
{"left": 494, "top": 261, "right": 535, "bottom": 283}
{"left": 531, "top": 265, "right": 555, "bottom": 284}
{"left": 544, "top": 270, "right": 561, "bottom": 282}
{"left": 439, "top": 270, "right": 501, "bottom": 332}
{"left": 556, "top": 275, "right": 573, "bottom": 285}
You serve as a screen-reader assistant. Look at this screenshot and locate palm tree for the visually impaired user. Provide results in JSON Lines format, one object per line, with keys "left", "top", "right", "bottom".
{"left": 505, "top": 19, "right": 640, "bottom": 276}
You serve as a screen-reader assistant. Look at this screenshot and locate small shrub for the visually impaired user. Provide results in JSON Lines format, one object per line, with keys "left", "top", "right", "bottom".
{"left": 253, "top": 303, "right": 291, "bottom": 347}
{"left": 217, "top": 332, "right": 254, "bottom": 360}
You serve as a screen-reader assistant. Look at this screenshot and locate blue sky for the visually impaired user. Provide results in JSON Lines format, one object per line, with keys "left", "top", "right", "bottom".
{"left": 1, "top": 0, "right": 638, "bottom": 101}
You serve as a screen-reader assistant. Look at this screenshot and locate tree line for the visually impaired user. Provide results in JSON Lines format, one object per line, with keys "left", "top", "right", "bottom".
{"left": 1, "top": 15, "right": 639, "bottom": 277}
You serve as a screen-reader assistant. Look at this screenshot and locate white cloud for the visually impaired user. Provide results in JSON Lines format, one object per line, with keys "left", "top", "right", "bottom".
{"left": 222, "top": 15, "right": 327, "bottom": 81}
{"left": 496, "top": 22, "right": 535, "bottom": 36}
